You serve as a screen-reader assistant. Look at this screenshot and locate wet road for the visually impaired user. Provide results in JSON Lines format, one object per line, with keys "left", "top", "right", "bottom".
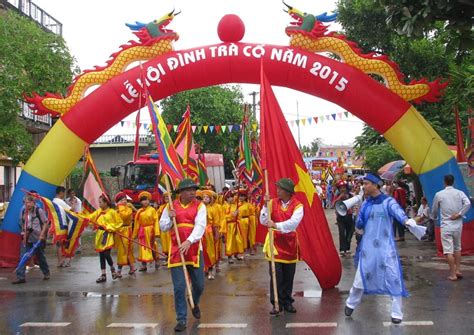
{"left": 1, "top": 210, "right": 473, "bottom": 335}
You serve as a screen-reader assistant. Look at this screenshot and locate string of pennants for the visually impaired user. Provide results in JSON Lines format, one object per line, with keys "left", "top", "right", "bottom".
{"left": 117, "top": 111, "right": 352, "bottom": 134}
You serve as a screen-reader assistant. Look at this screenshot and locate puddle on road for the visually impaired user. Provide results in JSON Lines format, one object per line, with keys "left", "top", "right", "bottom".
{"left": 293, "top": 290, "right": 322, "bottom": 298}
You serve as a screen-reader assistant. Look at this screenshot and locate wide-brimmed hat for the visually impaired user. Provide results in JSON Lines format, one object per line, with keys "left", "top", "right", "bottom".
{"left": 176, "top": 178, "right": 199, "bottom": 192}
{"left": 275, "top": 178, "right": 295, "bottom": 194}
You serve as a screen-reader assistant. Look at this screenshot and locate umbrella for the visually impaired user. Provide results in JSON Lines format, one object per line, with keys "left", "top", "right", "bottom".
{"left": 15, "top": 240, "right": 42, "bottom": 272}
{"left": 378, "top": 160, "right": 406, "bottom": 180}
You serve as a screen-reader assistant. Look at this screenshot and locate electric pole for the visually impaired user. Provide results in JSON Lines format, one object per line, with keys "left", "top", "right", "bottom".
{"left": 296, "top": 100, "right": 301, "bottom": 150}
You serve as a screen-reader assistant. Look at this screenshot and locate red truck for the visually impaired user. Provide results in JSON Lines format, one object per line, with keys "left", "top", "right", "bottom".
{"left": 111, "top": 153, "right": 225, "bottom": 206}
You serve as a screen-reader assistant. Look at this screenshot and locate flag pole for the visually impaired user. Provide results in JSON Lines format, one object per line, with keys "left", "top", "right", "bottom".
{"left": 264, "top": 169, "right": 279, "bottom": 314}
{"left": 164, "top": 176, "right": 195, "bottom": 309}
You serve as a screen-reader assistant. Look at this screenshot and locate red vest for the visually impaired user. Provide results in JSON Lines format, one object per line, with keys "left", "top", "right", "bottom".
{"left": 168, "top": 199, "right": 201, "bottom": 268}
{"left": 270, "top": 198, "right": 302, "bottom": 263}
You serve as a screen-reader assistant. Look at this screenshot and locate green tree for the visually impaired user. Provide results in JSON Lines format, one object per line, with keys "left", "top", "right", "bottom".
{"left": 379, "top": 0, "right": 473, "bottom": 59}
{"left": 301, "top": 138, "right": 322, "bottom": 157}
{"left": 363, "top": 143, "right": 401, "bottom": 172}
{"left": 0, "top": 11, "right": 77, "bottom": 164}
{"left": 337, "top": 0, "right": 471, "bottom": 160}
{"left": 160, "top": 85, "right": 244, "bottom": 177}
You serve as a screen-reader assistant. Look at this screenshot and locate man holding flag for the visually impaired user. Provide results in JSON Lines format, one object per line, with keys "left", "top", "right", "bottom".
{"left": 160, "top": 179, "right": 206, "bottom": 332}
{"left": 258, "top": 64, "right": 341, "bottom": 294}
{"left": 260, "top": 178, "right": 303, "bottom": 314}
{"left": 145, "top": 90, "right": 205, "bottom": 332}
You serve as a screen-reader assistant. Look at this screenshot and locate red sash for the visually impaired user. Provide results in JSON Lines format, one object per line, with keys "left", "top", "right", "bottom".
{"left": 168, "top": 199, "right": 201, "bottom": 268}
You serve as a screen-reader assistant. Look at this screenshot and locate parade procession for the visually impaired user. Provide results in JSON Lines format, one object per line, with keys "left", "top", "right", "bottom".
{"left": 0, "top": 0, "right": 473, "bottom": 334}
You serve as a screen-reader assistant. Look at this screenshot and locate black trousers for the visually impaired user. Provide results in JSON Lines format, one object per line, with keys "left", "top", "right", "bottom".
{"left": 337, "top": 215, "right": 354, "bottom": 252}
{"left": 269, "top": 262, "right": 296, "bottom": 307}
{"left": 99, "top": 249, "right": 114, "bottom": 270}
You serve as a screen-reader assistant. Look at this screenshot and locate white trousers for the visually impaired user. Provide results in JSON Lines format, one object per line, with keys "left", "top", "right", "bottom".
{"left": 346, "top": 286, "right": 403, "bottom": 319}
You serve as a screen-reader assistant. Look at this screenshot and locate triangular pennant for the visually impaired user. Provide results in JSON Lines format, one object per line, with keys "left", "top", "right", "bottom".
{"left": 301, "top": 118, "right": 306, "bottom": 126}
{"left": 132, "top": 122, "right": 136, "bottom": 128}
{"left": 307, "top": 117, "right": 312, "bottom": 125}
{"left": 215, "top": 125, "right": 221, "bottom": 133}
{"left": 252, "top": 123, "right": 258, "bottom": 131}
{"left": 197, "top": 125, "right": 203, "bottom": 133}
{"left": 344, "top": 111, "right": 349, "bottom": 118}
{"left": 331, "top": 114, "right": 336, "bottom": 120}
{"left": 234, "top": 124, "right": 240, "bottom": 132}
{"left": 221, "top": 125, "right": 227, "bottom": 133}
{"left": 313, "top": 117, "right": 318, "bottom": 124}
{"left": 209, "top": 125, "right": 215, "bottom": 133}
{"left": 320, "top": 117, "right": 324, "bottom": 123}
{"left": 192, "top": 125, "right": 197, "bottom": 133}
{"left": 203, "top": 125, "right": 209, "bottom": 133}
{"left": 326, "top": 115, "right": 330, "bottom": 120}
{"left": 290, "top": 120, "right": 295, "bottom": 127}
{"left": 166, "top": 124, "right": 173, "bottom": 132}
{"left": 120, "top": 121, "right": 124, "bottom": 127}
{"left": 148, "top": 124, "right": 153, "bottom": 131}
{"left": 338, "top": 113, "right": 342, "bottom": 119}
{"left": 173, "top": 125, "right": 178, "bottom": 132}
{"left": 295, "top": 120, "right": 300, "bottom": 126}
{"left": 228, "top": 125, "right": 234, "bottom": 132}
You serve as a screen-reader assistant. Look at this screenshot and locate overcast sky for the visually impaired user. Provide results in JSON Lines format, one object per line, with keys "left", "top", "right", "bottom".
{"left": 35, "top": 0, "right": 363, "bottom": 146}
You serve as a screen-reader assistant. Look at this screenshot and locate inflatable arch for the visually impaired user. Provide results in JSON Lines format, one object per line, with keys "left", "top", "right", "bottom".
{"left": 1, "top": 11, "right": 473, "bottom": 267}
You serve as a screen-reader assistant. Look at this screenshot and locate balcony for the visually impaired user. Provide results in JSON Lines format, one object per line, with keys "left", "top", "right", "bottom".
{"left": 92, "top": 134, "right": 154, "bottom": 147}
{"left": 19, "top": 101, "right": 53, "bottom": 133}
{"left": 2, "top": 0, "right": 62, "bottom": 36}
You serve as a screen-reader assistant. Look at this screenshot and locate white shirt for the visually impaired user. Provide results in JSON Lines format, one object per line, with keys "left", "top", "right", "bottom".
{"left": 417, "top": 204, "right": 429, "bottom": 218}
{"left": 66, "top": 196, "right": 82, "bottom": 213}
{"left": 431, "top": 186, "right": 471, "bottom": 231}
{"left": 260, "top": 199, "right": 304, "bottom": 233}
{"left": 160, "top": 202, "right": 207, "bottom": 244}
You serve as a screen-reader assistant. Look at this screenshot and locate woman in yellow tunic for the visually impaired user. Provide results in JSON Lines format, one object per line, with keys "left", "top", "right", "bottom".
{"left": 237, "top": 189, "right": 252, "bottom": 256}
{"left": 223, "top": 191, "right": 244, "bottom": 263}
{"left": 132, "top": 191, "right": 159, "bottom": 272}
{"left": 248, "top": 201, "right": 257, "bottom": 255}
{"left": 114, "top": 192, "right": 136, "bottom": 277}
{"left": 157, "top": 192, "right": 171, "bottom": 264}
{"left": 88, "top": 194, "right": 123, "bottom": 283}
{"left": 202, "top": 190, "right": 219, "bottom": 279}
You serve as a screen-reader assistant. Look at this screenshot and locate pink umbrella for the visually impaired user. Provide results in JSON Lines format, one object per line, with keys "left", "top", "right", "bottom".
{"left": 378, "top": 160, "right": 406, "bottom": 180}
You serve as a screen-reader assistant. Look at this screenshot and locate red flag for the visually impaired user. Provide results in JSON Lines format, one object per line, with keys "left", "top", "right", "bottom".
{"left": 259, "top": 66, "right": 341, "bottom": 289}
{"left": 455, "top": 107, "right": 467, "bottom": 162}
{"left": 83, "top": 147, "right": 107, "bottom": 213}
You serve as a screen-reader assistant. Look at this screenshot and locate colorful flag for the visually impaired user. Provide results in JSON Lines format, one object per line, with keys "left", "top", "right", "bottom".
{"left": 82, "top": 147, "right": 106, "bottom": 214}
{"left": 259, "top": 66, "right": 341, "bottom": 289}
{"left": 146, "top": 93, "right": 184, "bottom": 186}
{"left": 237, "top": 110, "right": 253, "bottom": 187}
{"left": 174, "top": 105, "right": 199, "bottom": 181}
{"left": 30, "top": 193, "right": 68, "bottom": 243}
{"left": 197, "top": 153, "right": 210, "bottom": 186}
{"left": 466, "top": 107, "right": 474, "bottom": 176}
{"left": 62, "top": 211, "right": 89, "bottom": 257}
{"left": 133, "top": 110, "right": 141, "bottom": 162}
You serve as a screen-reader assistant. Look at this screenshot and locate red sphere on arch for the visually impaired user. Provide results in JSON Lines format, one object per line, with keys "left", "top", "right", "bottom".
{"left": 217, "top": 14, "right": 245, "bottom": 42}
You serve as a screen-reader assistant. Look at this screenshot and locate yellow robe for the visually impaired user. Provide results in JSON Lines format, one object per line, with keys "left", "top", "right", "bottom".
{"left": 115, "top": 204, "right": 135, "bottom": 266}
{"left": 206, "top": 203, "right": 222, "bottom": 264}
{"left": 237, "top": 202, "right": 251, "bottom": 250}
{"left": 88, "top": 208, "right": 123, "bottom": 252}
{"left": 132, "top": 206, "right": 159, "bottom": 263}
{"left": 157, "top": 204, "right": 171, "bottom": 255}
{"left": 223, "top": 202, "right": 244, "bottom": 256}
{"left": 248, "top": 203, "right": 257, "bottom": 249}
